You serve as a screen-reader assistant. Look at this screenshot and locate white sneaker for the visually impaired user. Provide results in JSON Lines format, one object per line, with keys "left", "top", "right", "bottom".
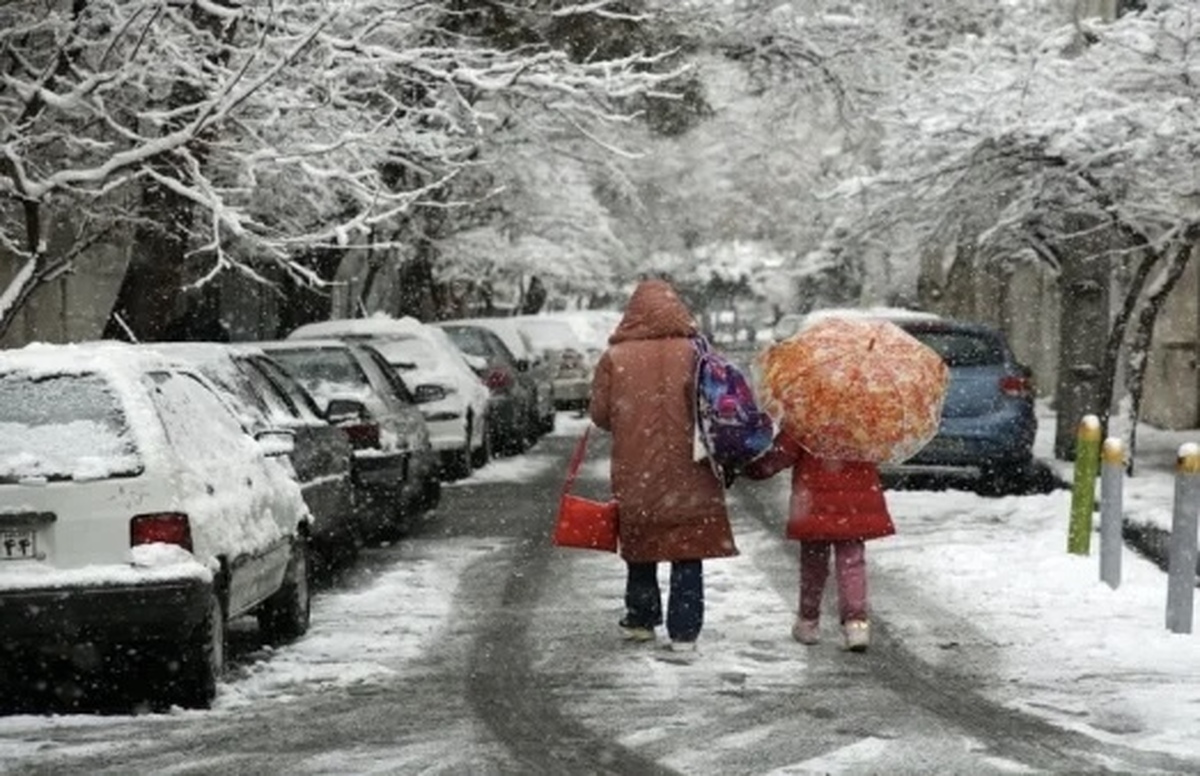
{"left": 667, "top": 639, "right": 698, "bottom": 652}
{"left": 842, "top": 620, "right": 870, "bottom": 652}
{"left": 792, "top": 618, "right": 820, "bottom": 645}
{"left": 619, "top": 618, "right": 656, "bottom": 642}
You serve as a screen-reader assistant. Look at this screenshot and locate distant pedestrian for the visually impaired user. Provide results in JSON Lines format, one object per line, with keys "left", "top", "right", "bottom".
{"left": 589, "top": 279, "right": 737, "bottom": 654}
{"left": 743, "top": 431, "right": 895, "bottom": 651}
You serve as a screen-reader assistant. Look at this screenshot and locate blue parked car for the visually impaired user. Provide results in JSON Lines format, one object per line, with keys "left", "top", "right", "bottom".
{"left": 880, "top": 317, "right": 1038, "bottom": 495}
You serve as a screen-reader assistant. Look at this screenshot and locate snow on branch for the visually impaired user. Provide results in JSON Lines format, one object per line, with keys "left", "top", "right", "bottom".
{"left": 0, "top": 0, "right": 682, "bottom": 300}
{"left": 831, "top": 3, "right": 1200, "bottom": 270}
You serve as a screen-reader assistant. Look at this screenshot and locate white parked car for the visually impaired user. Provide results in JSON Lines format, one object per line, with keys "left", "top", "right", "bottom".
{"left": 287, "top": 316, "right": 491, "bottom": 480}
{"left": 0, "top": 343, "right": 312, "bottom": 709}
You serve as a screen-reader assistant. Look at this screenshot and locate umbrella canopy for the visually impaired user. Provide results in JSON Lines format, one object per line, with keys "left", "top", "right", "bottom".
{"left": 757, "top": 316, "right": 949, "bottom": 464}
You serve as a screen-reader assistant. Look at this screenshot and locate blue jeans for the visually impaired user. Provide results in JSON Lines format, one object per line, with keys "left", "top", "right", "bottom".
{"left": 624, "top": 560, "right": 704, "bottom": 642}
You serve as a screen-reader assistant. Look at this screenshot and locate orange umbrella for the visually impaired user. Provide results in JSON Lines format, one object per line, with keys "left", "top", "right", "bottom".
{"left": 757, "top": 316, "right": 949, "bottom": 464}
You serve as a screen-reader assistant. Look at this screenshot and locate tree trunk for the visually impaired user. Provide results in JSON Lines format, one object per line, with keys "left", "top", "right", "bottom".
{"left": 103, "top": 171, "right": 194, "bottom": 341}
{"left": 1123, "top": 242, "right": 1194, "bottom": 473}
{"left": 1053, "top": 252, "right": 1111, "bottom": 460}
{"left": 1095, "top": 248, "right": 1162, "bottom": 436}
{"left": 102, "top": 2, "right": 236, "bottom": 342}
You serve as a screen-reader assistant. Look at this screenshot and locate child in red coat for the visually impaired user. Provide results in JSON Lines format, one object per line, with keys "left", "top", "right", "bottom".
{"left": 743, "top": 430, "right": 895, "bottom": 651}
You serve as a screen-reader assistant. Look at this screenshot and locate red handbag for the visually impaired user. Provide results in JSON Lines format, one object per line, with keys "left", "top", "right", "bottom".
{"left": 552, "top": 426, "right": 619, "bottom": 552}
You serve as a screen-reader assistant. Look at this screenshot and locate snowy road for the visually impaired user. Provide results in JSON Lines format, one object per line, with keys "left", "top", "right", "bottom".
{"left": 1, "top": 420, "right": 1198, "bottom": 774}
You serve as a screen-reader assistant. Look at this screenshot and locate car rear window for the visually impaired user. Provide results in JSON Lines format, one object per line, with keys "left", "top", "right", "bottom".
{"left": 908, "top": 330, "right": 1005, "bottom": 367}
{"left": 518, "top": 320, "right": 581, "bottom": 352}
{"left": 0, "top": 373, "right": 142, "bottom": 482}
{"left": 441, "top": 326, "right": 489, "bottom": 359}
{"left": 372, "top": 338, "right": 438, "bottom": 372}
{"left": 268, "top": 348, "right": 369, "bottom": 388}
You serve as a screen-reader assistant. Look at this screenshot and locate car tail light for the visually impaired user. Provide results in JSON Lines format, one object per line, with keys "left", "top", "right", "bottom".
{"left": 484, "top": 368, "right": 513, "bottom": 392}
{"left": 340, "top": 421, "right": 381, "bottom": 450}
{"left": 999, "top": 374, "right": 1033, "bottom": 397}
{"left": 130, "top": 513, "right": 193, "bottom": 552}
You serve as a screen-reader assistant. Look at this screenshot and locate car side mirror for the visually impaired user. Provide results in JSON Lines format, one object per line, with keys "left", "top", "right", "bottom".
{"left": 412, "top": 384, "right": 448, "bottom": 403}
{"left": 255, "top": 429, "right": 295, "bottom": 457}
{"left": 325, "top": 397, "right": 367, "bottom": 424}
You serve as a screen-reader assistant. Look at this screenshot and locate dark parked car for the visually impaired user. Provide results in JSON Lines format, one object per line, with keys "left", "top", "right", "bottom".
{"left": 870, "top": 315, "right": 1038, "bottom": 494}
{"left": 145, "top": 343, "right": 358, "bottom": 573}
{"left": 434, "top": 321, "right": 542, "bottom": 455}
{"left": 259, "top": 340, "right": 440, "bottom": 539}
{"left": 454, "top": 316, "right": 557, "bottom": 435}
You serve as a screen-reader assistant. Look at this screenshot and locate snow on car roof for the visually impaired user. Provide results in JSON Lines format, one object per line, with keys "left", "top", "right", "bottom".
{"left": 0, "top": 340, "right": 177, "bottom": 380}
{"left": 288, "top": 314, "right": 426, "bottom": 341}
{"left": 802, "top": 306, "right": 942, "bottom": 324}
{"left": 258, "top": 338, "right": 353, "bottom": 351}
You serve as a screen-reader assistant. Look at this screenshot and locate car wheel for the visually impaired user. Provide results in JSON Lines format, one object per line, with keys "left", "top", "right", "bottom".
{"left": 444, "top": 419, "right": 475, "bottom": 481}
{"left": 498, "top": 413, "right": 527, "bottom": 456}
{"left": 173, "top": 590, "right": 225, "bottom": 709}
{"left": 978, "top": 459, "right": 1029, "bottom": 497}
{"left": 523, "top": 406, "right": 542, "bottom": 447}
{"left": 421, "top": 475, "right": 442, "bottom": 511}
{"left": 472, "top": 417, "right": 493, "bottom": 469}
{"left": 258, "top": 536, "right": 312, "bottom": 644}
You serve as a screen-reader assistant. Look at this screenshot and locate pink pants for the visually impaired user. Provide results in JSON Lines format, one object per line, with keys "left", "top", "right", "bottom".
{"left": 798, "top": 540, "right": 867, "bottom": 623}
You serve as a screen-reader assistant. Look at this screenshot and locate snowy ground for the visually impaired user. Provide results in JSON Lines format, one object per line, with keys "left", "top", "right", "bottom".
{"left": 543, "top": 407, "right": 1200, "bottom": 761}
{"left": 870, "top": 401, "right": 1200, "bottom": 759}
{"left": 3, "top": 407, "right": 1200, "bottom": 770}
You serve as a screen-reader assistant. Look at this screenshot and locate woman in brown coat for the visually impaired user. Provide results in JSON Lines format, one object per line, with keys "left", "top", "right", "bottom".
{"left": 589, "top": 279, "right": 737, "bottom": 650}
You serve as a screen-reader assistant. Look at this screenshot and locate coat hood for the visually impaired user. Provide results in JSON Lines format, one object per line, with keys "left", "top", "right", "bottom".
{"left": 609, "top": 280, "right": 697, "bottom": 344}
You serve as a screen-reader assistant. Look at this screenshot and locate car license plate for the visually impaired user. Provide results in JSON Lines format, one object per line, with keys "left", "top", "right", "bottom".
{"left": 1, "top": 528, "right": 39, "bottom": 561}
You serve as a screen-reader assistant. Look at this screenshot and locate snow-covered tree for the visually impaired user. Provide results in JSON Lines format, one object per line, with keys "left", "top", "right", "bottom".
{"left": 830, "top": 1, "right": 1200, "bottom": 454}
{"left": 606, "top": 0, "right": 1022, "bottom": 307}
{"left": 0, "top": 1, "right": 685, "bottom": 339}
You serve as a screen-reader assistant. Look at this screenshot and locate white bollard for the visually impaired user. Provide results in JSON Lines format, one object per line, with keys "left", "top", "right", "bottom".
{"left": 1166, "top": 443, "right": 1200, "bottom": 634}
{"left": 1099, "top": 437, "right": 1124, "bottom": 590}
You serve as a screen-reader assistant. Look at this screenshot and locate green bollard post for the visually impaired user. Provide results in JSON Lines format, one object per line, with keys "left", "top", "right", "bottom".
{"left": 1068, "top": 414, "right": 1102, "bottom": 555}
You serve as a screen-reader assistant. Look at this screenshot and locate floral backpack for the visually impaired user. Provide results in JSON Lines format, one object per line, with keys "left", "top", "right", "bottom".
{"left": 692, "top": 337, "right": 774, "bottom": 482}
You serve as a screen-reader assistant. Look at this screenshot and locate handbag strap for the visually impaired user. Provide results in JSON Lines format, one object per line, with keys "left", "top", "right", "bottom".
{"left": 562, "top": 425, "right": 593, "bottom": 498}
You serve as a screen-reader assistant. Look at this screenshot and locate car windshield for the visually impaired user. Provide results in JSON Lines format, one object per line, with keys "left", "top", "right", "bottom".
{"left": 0, "top": 373, "right": 142, "bottom": 482}
{"left": 909, "top": 330, "right": 1005, "bottom": 367}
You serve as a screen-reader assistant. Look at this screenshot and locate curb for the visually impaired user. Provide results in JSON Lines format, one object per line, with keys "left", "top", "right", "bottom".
{"left": 1122, "top": 519, "right": 1200, "bottom": 584}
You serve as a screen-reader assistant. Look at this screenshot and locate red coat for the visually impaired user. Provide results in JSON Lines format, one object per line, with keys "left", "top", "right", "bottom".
{"left": 743, "top": 431, "right": 895, "bottom": 542}
{"left": 589, "top": 280, "right": 737, "bottom": 563}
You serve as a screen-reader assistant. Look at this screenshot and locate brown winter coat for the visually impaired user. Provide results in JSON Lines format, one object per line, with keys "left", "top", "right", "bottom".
{"left": 588, "top": 280, "right": 737, "bottom": 563}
